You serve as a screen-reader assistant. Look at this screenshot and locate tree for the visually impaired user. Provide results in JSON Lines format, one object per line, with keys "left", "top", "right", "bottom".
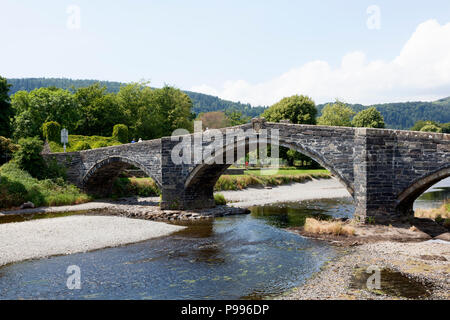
{"left": 0, "top": 76, "right": 13, "bottom": 137}
{"left": 225, "top": 110, "right": 251, "bottom": 126}
{"left": 196, "top": 111, "right": 230, "bottom": 129}
{"left": 11, "top": 87, "right": 79, "bottom": 140}
{"left": 420, "top": 124, "right": 442, "bottom": 133}
{"left": 74, "top": 84, "right": 123, "bottom": 136}
{"left": 262, "top": 95, "right": 317, "bottom": 124}
{"left": 13, "top": 137, "right": 45, "bottom": 178}
{"left": 150, "top": 86, "right": 194, "bottom": 137}
{"left": 351, "top": 107, "right": 385, "bottom": 128}
{"left": 263, "top": 95, "right": 318, "bottom": 167}
{"left": 411, "top": 120, "right": 440, "bottom": 131}
{"left": 317, "top": 100, "right": 354, "bottom": 127}
{"left": 112, "top": 124, "right": 129, "bottom": 143}
{"left": 42, "top": 121, "right": 61, "bottom": 142}
{"left": 0, "top": 136, "right": 18, "bottom": 164}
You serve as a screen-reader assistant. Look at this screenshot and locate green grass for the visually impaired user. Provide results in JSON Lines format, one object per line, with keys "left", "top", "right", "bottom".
{"left": 214, "top": 170, "right": 331, "bottom": 191}
{"left": 111, "top": 177, "right": 161, "bottom": 198}
{"left": 243, "top": 168, "right": 329, "bottom": 176}
{"left": 0, "top": 162, "right": 91, "bottom": 209}
{"left": 214, "top": 193, "right": 227, "bottom": 205}
{"left": 48, "top": 135, "right": 122, "bottom": 152}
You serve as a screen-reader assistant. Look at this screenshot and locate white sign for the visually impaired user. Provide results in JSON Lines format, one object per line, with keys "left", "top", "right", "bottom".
{"left": 61, "top": 129, "right": 69, "bottom": 144}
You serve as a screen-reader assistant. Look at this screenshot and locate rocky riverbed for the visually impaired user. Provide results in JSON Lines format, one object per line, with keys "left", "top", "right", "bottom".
{"left": 279, "top": 240, "right": 450, "bottom": 300}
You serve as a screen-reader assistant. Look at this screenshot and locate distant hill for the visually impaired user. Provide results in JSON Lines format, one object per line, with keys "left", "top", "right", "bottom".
{"left": 6, "top": 78, "right": 450, "bottom": 129}
{"left": 6, "top": 78, "right": 267, "bottom": 119}
{"left": 317, "top": 100, "right": 450, "bottom": 129}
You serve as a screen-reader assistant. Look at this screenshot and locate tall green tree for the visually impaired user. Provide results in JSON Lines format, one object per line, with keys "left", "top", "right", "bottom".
{"left": 11, "top": 87, "right": 79, "bottom": 140}
{"left": 317, "top": 100, "right": 354, "bottom": 127}
{"left": 351, "top": 107, "right": 385, "bottom": 128}
{"left": 0, "top": 76, "right": 13, "bottom": 137}
{"left": 74, "top": 83, "right": 124, "bottom": 136}
{"left": 262, "top": 95, "right": 318, "bottom": 167}
{"left": 262, "top": 95, "right": 317, "bottom": 124}
{"left": 150, "top": 86, "right": 194, "bottom": 137}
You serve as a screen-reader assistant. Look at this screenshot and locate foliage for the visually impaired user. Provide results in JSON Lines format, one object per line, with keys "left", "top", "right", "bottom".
{"left": 196, "top": 111, "right": 230, "bottom": 129}
{"left": 0, "top": 76, "right": 13, "bottom": 137}
{"left": 73, "top": 141, "right": 92, "bottom": 151}
{"left": 11, "top": 87, "right": 79, "bottom": 140}
{"left": 42, "top": 121, "right": 61, "bottom": 142}
{"left": 214, "top": 193, "right": 227, "bottom": 205}
{"left": 0, "top": 161, "right": 90, "bottom": 208}
{"left": 351, "top": 107, "right": 385, "bottom": 128}
{"left": 214, "top": 171, "right": 330, "bottom": 191}
{"left": 111, "top": 177, "right": 160, "bottom": 197}
{"left": 0, "top": 136, "right": 18, "bottom": 164}
{"left": 262, "top": 95, "right": 317, "bottom": 124}
{"left": 112, "top": 124, "right": 129, "bottom": 143}
{"left": 48, "top": 135, "right": 121, "bottom": 152}
{"left": 13, "top": 137, "right": 46, "bottom": 178}
{"left": 225, "top": 110, "right": 251, "bottom": 126}
{"left": 317, "top": 100, "right": 355, "bottom": 127}
{"left": 410, "top": 120, "right": 440, "bottom": 131}
{"left": 420, "top": 124, "right": 442, "bottom": 133}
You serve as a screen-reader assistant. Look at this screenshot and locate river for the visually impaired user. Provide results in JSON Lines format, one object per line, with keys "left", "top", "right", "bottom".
{"left": 0, "top": 178, "right": 448, "bottom": 300}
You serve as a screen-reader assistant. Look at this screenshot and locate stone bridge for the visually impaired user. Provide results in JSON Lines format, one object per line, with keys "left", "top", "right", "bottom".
{"left": 43, "top": 119, "right": 450, "bottom": 222}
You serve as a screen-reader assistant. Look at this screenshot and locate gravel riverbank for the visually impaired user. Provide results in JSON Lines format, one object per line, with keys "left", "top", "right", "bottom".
{"left": 279, "top": 241, "right": 450, "bottom": 300}
{"left": 0, "top": 216, "right": 185, "bottom": 266}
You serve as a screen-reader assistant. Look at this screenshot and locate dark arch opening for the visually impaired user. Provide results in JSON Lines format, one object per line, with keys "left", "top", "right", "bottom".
{"left": 396, "top": 166, "right": 450, "bottom": 216}
{"left": 82, "top": 156, "right": 161, "bottom": 197}
{"left": 184, "top": 137, "right": 354, "bottom": 208}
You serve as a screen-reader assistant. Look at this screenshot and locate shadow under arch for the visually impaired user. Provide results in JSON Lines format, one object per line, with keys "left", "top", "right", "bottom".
{"left": 396, "top": 165, "right": 450, "bottom": 215}
{"left": 184, "top": 136, "right": 354, "bottom": 205}
{"left": 82, "top": 156, "right": 161, "bottom": 196}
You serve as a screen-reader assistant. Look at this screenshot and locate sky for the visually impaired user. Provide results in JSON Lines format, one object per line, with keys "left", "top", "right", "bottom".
{"left": 1, "top": 0, "right": 450, "bottom": 105}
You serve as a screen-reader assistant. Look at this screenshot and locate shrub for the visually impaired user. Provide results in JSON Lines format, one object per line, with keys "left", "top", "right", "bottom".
{"left": 112, "top": 124, "right": 129, "bottom": 144}
{"left": 0, "top": 136, "right": 18, "bottom": 164}
{"left": 92, "top": 141, "right": 108, "bottom": 148}
{"left": 13, "top": 137, "right": 45, "bottom": 178}
{"left": 73, "top": 141, "right": 92, "bottom": 151}
{"left": 42, "top": 121, "right": 61, "bottom": 142}
{"left": 214, "top": 193, "right": 227, "bottom": 205}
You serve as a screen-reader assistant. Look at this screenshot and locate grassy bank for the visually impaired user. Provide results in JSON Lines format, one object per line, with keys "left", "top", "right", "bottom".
{"left": 48, "top": 135, "right": 122, "bottom": 152}
{"left": 214, "top": 170, "right": 331, "bottom": 191}
{"left": 415, "top": 201, "right": 450, "bottom": 222}
{"left": 110, "top": 169, "right": 331, "bottom": 197}
{"left": 0, "top": 162, "right": 91, "bottom": 209}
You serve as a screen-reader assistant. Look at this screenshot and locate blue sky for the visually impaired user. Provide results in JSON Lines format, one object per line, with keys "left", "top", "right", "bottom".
{"left": 1, "top": 0, "right": 450, "bottom": 105}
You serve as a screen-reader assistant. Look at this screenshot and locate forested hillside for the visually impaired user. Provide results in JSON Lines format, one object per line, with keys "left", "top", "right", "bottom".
{"left": 7, "top": 78, "right": 267, "bottom": 119}
{"left": 318, "top": 99, "right": 450, "bottom": 129}
{"left": 7, "top": 78, "right": 450, "bottom": 129}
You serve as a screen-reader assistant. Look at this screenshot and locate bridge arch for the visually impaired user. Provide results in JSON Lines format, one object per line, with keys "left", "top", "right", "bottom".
{"left": 395, "top": 165, "right": 450, "bottom": 215}
{"left": 82, "top": 156, "right": 161, "bottom": 196}
{"left": 183, "top": 136, "right": 354, "bottom": 208}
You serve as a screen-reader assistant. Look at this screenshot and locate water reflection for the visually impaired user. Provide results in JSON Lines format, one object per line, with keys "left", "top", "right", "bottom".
{"left": 414, "top": 176, "right": 450, "bottom": 210}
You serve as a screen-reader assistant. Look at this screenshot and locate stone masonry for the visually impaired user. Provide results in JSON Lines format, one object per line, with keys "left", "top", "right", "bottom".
{"left": 43, "top": 119, "right": 450, "bottom": 222}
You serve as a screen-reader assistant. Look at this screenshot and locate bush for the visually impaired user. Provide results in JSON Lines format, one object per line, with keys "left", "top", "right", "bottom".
{"left": 0, "top": 136, "right": 18, "bottom": 164}
{"left": 214, "top": 193, "right": 227, "bottom": 205}
{"left": 92, "top": 141, "right": 109, "bottom": 148}
{"left": 112, "top": 124, "right": 129, "bottom": 144}
{"left": 73, "top": 141, "right": 92, "bottom": 151}
{"left": 42, "top": 121, "right": 61, "bottom": 142}
{"left": 13, "top": 137, "right": 45, "bottom": 178}
{"left": 0, "top": 162, "right": 90, "bottom": 209}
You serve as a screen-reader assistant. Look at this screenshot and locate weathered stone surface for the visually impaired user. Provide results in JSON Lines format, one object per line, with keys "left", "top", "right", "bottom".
{"left": 43, "top": 122, "right": 450, "bottom": 223}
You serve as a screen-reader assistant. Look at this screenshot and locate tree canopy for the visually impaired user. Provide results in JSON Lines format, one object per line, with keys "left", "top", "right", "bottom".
{"left": 351, "top": 107, "right": 385, "bottom": 128}
{"left": 0, "top": 76, "right": 13, "bottom": 137}
{"left": 262, "top": 95, "right": 317, "bottom": 124}
{"left": 317, "top": 100, "right": 354, "bottom": 127}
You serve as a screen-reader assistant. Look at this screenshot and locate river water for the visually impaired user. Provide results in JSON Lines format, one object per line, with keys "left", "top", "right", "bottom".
{"left": 0, "top": 178, "right": 448, "bottom": 300}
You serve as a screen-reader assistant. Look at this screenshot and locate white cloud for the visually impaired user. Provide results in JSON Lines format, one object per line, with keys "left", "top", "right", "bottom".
{"left": 190, "top": 19, "right": 450, "bottom": 106}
